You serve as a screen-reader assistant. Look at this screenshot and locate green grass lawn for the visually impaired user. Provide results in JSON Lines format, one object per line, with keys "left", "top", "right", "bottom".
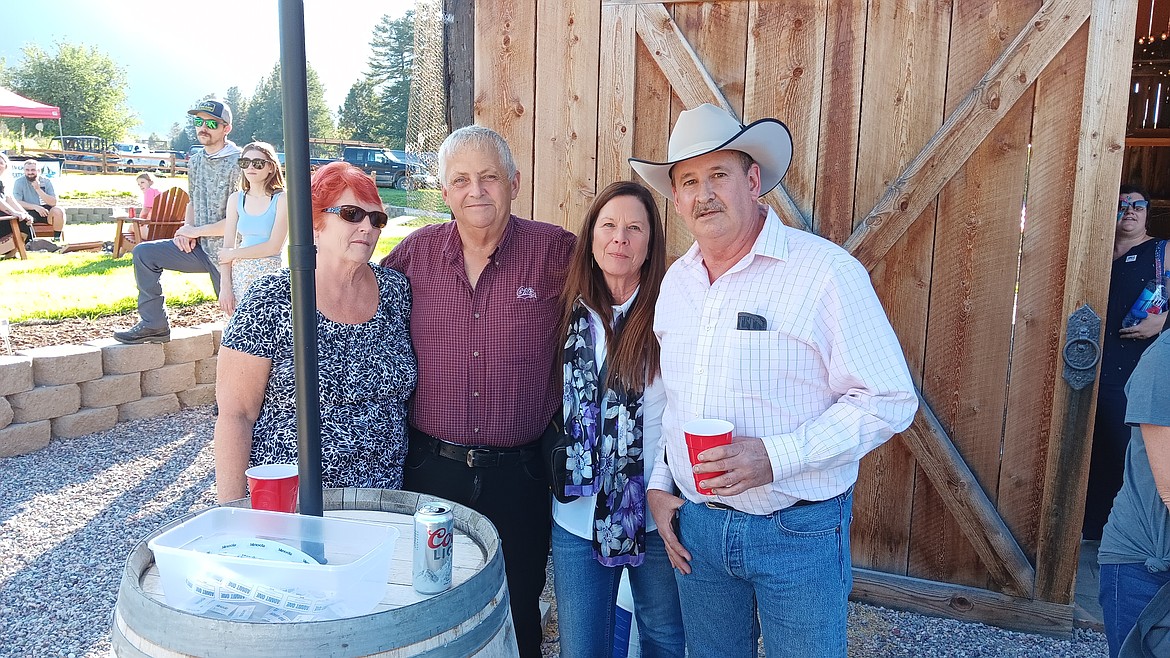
{"left": 1, "top": 230, "right": 406, "bottom": 323}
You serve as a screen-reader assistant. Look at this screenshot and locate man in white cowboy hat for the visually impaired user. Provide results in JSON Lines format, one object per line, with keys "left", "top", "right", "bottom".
{"left": 632, "top": 103, "right": 917, "bottom": 656}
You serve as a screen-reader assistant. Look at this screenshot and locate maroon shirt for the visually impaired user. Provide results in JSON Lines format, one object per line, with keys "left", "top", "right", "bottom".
{"left": 382, "top": 216, "right": 575, "bottom": 447}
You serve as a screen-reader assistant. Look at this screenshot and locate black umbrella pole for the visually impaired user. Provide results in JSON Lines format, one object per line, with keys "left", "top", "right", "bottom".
{"left": 278, "top": 0, "right": 323, "bottom": 518}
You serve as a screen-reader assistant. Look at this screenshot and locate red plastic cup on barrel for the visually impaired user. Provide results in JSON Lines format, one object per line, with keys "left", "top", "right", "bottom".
{"left": 246, "top": 464, "right": 299, "bottom": 513}
{"left": 683, "top": 419, "right": 734, "bottom": 495}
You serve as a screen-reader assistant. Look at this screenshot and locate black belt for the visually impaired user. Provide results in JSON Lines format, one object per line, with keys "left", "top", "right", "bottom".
{"left": 410, "top": 427, "right": 538, "bottom": 468}
{"left": 705, "top": 498, "right": 816, "bottom": 512}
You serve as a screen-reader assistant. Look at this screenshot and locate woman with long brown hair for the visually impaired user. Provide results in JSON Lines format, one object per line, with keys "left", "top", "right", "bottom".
{"left": 551, "top": 180, "right": 684, "bottom": 657}
{"left": 216, "top": 141, "right": 289, "bottom": 315}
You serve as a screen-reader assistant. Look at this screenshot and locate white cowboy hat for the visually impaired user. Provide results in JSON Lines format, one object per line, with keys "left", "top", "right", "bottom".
{"left": 629, "top": 103, "right": 792, "bottom": 198}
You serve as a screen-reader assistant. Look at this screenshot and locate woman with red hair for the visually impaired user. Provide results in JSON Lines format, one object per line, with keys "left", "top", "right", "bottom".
{"left": 213, "top": 161, "right": 417, "bottom": 503}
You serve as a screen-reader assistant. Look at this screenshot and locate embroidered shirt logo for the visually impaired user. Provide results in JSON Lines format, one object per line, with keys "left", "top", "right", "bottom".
{"left": 1126, "top": 255, "right": 1138, "bottom": 263}
{"left": 516, "top": 286, "right": 537, "bottom": 299}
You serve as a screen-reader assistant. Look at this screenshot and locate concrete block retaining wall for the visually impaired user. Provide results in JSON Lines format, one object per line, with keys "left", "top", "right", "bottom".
{"left": 65, "top": 207, "right": 119, "bottom": 223}
{"left": 0, "top": 322, "right": 222, "bottom": 458}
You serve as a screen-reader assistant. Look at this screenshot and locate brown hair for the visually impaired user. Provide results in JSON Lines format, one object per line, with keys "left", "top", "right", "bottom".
{"left": 239, "top": 141, "right": 285, "bottom": 196}
{"left": 556, "top": 181, "right": 666, "bottom": 392}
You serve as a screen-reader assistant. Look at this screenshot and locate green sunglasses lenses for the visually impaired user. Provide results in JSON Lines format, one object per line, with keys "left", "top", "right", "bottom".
{"left": 193, "top": 117, "right": 219, "bottom": 129}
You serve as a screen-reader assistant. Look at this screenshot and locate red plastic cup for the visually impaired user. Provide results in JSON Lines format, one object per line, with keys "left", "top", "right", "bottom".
{"left": 683, "top": 419, "right": 734, "bottom": 495}
{"left": 246, "top": 464, "right": 299, "bottom": 513}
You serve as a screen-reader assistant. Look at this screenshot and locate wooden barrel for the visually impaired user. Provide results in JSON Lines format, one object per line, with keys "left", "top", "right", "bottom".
{"left": 111, "top": 488, "right": 518, "bottom": 657}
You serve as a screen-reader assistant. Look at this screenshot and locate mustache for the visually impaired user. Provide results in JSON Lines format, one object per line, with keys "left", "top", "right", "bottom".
{"left": 692, "top": 201, "right": 726, "bottom": 219}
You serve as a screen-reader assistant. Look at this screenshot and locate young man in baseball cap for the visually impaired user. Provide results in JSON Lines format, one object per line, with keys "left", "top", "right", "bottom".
{"left": 114, "top": 99, "right": 242, "bottom": 343}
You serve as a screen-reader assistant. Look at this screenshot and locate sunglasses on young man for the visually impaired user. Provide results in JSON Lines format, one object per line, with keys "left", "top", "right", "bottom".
{"left": 1118, "top": 199, "right": 1150, "bottom": 214}
{"left": 325, "top": 205, "right": 390, "bottom": 229}
{"left": 192, "top": 117, "right": 220, "bottom": 130}
{"left": 237, "top": 158, "right": 271, "bottom": 170}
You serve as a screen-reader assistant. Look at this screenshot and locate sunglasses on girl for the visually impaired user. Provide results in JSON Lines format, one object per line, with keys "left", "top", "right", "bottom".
{"left": 326, "top": 205, "right": 389, "bottom": 229}
{"left": 192, "top": 117, "right": 220, "bottom": 130}
{"left": 1118, "top": 199, "right": 1150, "bottom": 213}
{"left": 237, "top": 158, "right": 271, "bottom": 170}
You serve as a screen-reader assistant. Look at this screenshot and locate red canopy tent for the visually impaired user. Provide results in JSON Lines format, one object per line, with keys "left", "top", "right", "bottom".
{"left": 0, "top": 88, "right": 63, "bottom": 138}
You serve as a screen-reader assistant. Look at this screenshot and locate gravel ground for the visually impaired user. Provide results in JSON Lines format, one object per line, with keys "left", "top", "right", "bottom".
{"left": 0, "top": 408, "right": 1108, "bottom": 657}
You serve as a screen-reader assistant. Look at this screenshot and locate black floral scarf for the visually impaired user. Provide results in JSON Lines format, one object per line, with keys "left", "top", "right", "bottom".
{"left": 561, "top": 299, "right": 647, "bottom": 566}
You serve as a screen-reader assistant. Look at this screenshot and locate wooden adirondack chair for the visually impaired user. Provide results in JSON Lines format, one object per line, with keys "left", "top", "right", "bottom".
{"left": 1, "top": 216, "right": 28, "bottom": 259}
{"left": 112, "top": 187, "right": 189, "bottom": 258}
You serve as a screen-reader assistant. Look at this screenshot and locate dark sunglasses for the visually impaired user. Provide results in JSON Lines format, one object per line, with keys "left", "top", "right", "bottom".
{"left": 325, "top": 205, "right": 389, "bottom": 229}
{"left": 192, "top": 117, "right": 220, "bottom": 129}
{"left": 1118, "top": 199, "right": 1150, "bottom": 213}
{"left": 237, "top": 158, "right": 271, "bottom": 170}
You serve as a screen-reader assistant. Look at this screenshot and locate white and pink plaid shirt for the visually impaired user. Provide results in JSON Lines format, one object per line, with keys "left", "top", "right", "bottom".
{"left": 650, "top": 207, "right": 918, "bottom": 514}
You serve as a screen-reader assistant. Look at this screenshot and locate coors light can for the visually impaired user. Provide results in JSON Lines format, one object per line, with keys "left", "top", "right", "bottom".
{"left": 413, "top": 502, "right": 454, "bottom": 594}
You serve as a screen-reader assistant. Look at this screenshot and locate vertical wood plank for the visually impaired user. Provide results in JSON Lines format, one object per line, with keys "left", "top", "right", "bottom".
{"left": 850, "top": 0, "right": 951, "bottom": 577}
{"left": 632, "top": 32, "right": 676, "bottom": 254}
{"left": 672, "top": 2, "right": 749, "bottom": 116}
{"left": 744, "top": 0, "right": 827, "bottom": 223}
{"left": 533, "top": 0, "right": 601, "bottom": 228}
{"left": 444, "top": 0, "right": 476, "bottom": 130}
{"left": 595, "top": 4, "right": 638, "bottom": 216}
{"left": 1035, "top": 0, "right": 1138, "bottom": 604}
{"left": 1000, "top": 22, "right": 1089, "bottom": 576}
{"left": 913, "top": 0, "right": 1039, "bottom": 590}
{"left": 664, "top": 2, "right": 749, "bottom": 256}
{"left": 473, "top": 0, "right": 536, "bottom": 219}
{"left": 814, "top": 2, "right": 866, "bottom": 244}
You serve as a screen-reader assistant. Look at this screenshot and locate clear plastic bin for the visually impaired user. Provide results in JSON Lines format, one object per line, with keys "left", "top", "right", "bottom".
{"left": 148, "top": 507, "right": 398, "bottom": 622}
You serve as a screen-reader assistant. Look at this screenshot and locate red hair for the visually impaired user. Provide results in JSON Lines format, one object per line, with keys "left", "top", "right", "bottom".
{"left": 310, "top": 162, "right": 383, "bottom": 230}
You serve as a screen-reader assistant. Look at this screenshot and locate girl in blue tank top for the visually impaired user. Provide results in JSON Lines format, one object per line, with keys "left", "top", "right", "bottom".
{"left": 218, "top": 141, "right": 289, "bottom": 315}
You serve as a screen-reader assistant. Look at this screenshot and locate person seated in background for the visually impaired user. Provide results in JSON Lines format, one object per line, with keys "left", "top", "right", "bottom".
{"left": 0, "top": 153, "right": 35, "bottom": 257}
{"left": 216, "top": 141, "right": 289, "bottom": 315}
{"left": 137, "top": 172, "right": 160, "bottom": 219}
{"left": 213, "top": 162, "right": 416, "bottom": 503}
{"left": 12, "top": 159, "right": 66, "bottom": 240}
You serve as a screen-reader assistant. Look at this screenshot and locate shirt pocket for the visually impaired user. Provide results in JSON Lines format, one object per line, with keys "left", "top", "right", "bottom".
{"left": 728, "top": 328, "right": 818, "bottom": 398}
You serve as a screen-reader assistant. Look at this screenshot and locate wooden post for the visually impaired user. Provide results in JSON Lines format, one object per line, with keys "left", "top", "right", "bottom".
{"left": 1034, "top": 0, "right": 1139, "bottom": 603}
{"left": 445, "top": 0, "right": 475, "bottom": 131}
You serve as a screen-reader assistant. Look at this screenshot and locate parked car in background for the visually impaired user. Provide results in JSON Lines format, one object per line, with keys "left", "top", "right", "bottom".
{"left": 112, "top": 143, "right": 176, "bottom": 172}
{"left": 340, "top": 146, "right": 416, "bottom": 189}
{"left": 390, "top": 150, "right": 440, "bottom": 189}
{"left": 48, "top": 135, "right": 108, "bottom": 172}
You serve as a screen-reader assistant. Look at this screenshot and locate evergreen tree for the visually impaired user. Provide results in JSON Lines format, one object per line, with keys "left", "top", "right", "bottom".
{"left": 365, "top": 12, "right": 414, "bottom": 147}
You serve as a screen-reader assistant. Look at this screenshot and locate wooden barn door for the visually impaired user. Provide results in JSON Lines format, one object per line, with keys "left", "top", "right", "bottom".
{"left": 470, "top": 0, "right": 1137, "bottom": 635}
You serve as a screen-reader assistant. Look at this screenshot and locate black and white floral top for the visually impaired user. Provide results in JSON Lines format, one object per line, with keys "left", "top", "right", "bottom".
{"left": 221, "top": 264, "right": 417, "bottom": 490}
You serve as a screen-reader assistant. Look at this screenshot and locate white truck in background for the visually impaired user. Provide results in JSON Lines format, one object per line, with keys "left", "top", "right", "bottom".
{"left": 112, "top": 143, "right": 175, "bottom": 171}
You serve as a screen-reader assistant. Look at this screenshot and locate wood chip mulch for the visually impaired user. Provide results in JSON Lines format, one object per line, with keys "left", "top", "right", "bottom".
{"left": 8, "top": 302, "right": 224, "bottom": 351}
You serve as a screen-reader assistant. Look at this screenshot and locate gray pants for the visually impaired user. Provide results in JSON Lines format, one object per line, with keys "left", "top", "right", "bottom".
{"left": 132, "top": 239, "right": 221, "bottom": 328}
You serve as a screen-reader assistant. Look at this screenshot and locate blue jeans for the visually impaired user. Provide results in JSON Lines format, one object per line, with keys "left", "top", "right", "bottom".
{"left": 1100, "top": 562, "right": 1170, "bottom": 657}
{"left": 673, "top": 490, "right": 853, "bottom": 658}
{"left": 552, "top": 522, "right": 685, "bottom": 658}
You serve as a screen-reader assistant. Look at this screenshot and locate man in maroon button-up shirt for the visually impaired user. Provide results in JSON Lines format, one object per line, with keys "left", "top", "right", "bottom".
{"left": 382, "top": 125, "right": 574, "bottom": 658}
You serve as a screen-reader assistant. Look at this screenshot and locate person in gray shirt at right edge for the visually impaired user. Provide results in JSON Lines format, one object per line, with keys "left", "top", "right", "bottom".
{"left": 1098, "top": 329, "right": 1170, "bottom": 658}
{"left": 114, "top": 99, "right": 241, "bottom": 344}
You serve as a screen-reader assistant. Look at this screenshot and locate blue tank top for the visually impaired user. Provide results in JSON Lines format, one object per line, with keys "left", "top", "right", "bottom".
{"left": 235, "top": 191, "right": 282, "bottom": 248}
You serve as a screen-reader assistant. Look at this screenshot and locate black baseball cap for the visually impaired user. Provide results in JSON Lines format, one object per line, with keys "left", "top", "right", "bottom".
{"left": 188, "top": 100, "right": 232, "bottom": 125}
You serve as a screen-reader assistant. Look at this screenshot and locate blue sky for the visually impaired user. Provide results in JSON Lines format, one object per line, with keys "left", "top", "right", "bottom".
{"left": 0, "top": 0, "right": 413, "bottom": 139}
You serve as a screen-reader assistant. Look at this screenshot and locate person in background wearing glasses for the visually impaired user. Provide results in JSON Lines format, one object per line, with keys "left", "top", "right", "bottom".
{"left": 381, "top": 125, "right": 575, "bottom": 658}
{"left": 113, "top": 99, "right": 241, "bottom": 344}
{"left": 214, "top": 161, "right": 416, "bottom": 502}
{"left": 1084, "top": 184, "right": 1170, "bottom": 544}
{"left": 216, "top": 141, "right": 289, "bottom": 315}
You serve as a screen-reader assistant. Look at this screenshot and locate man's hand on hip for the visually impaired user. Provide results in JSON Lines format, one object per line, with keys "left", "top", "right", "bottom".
{"left": 694, "top": 437, "right": 775, "bottom": 496}
{"left": 648, "top": 488, "right": 691, "bottom": 574}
